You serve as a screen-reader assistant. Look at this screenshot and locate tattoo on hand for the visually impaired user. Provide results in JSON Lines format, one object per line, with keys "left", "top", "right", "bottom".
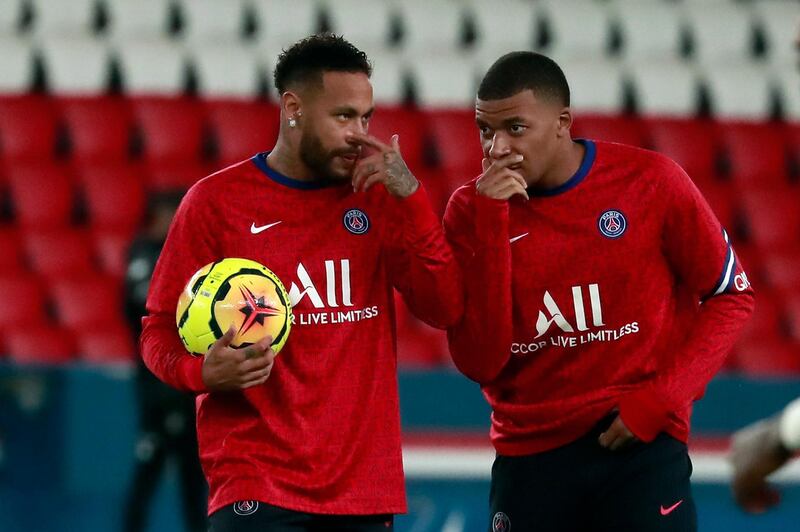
{"left": 383, "top": 152, "right": 418, "bottom": 197}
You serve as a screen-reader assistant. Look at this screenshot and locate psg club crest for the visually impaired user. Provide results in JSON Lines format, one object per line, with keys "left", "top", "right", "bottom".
{"left": 492, "top": 512, "right": 511, "bottom": 532}
{"left": 233, "top": 500, "right": 259, "bottom": 516}
{"left": 597, "top": 209, "right": 627, "bottom": 239}
{"left": 343, "top": 208, "right": 370, "bottom": 235}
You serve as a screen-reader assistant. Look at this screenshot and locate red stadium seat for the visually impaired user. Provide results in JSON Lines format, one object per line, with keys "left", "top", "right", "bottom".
{"left": 131, "top": 97, "right": 208, "bottom": 163}
{"left": 738, "top": 289, "right": 783, "bottom": 344}
{"left": 206, "top": 99, "right": 280, "bottom": 166}
{"left": 718, "top": 121, "right": 790, "bottom": 186}
{"left": 0, "top": 95, "right": 59, "bottom": 161}
{"left": 394, "top": 292, "right": 449, "bottom": 367}
{"left": 733, "top": 339, "right": 800, "bottom": 376}
{"left": 59, "top": 96, "right": 134, "bottom": 163}
{"left": 0, "top": 227, "right": 25, "bottom": 274}
{"left": 50, "top": 275, "right": 124, "bottom": 329}
{"left": 369, "top": 106, "right": 431, "bottom": 169}
{"left": 7, "top": 162, "right": 75, "bottom": 229}
{"left": 5, "top": 325, "right": 76, "bottom": 365}
{"left": 761, "top": 250, "right": 800, "bottom": 293}
{"left": 416, "top": 167, "right": 457, "bottom": 219}
{"left": 77, "top": 163, "right": 145, "bottom": 233}
{"left": 645, "top": 118, "right": 720, "bottom": 183}
{"left": 92, "top": 229, "right": 133, "bottom": 279}
{"left": 25, "top": 229, "right": 96, "bottom": 280}
{"left": 739, "top": 187, "right": 800, "bottom": 250}
{"left": 0, "top": 274, "right": 48, "bottom": 329}
{"left": 426, "top": 109, "right": 483, "bottom": 175}
{"left": 695, "top": 181, "right": 738, "bottom": 232}
{"left": 572, "top": 114, "right": 648, "bottom": 148}
{"left": 146, "top": 161, "right": 211, "bottom": 192}
{"left": 76, "top": 325, "right": 136, "bottom": 364}
{"left": 785, "top": 296, "right": 800, "bottom": 343}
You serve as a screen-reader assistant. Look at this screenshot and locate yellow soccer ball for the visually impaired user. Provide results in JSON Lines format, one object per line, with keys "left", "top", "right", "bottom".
{"left": 176, "top": 258, "right": 292, "bottom": 356}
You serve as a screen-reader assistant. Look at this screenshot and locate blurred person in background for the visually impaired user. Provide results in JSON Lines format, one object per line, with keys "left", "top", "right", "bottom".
{"left": 123, "top": 191, "right": 207, "bottom": 532}
{"left": 728, "top": 23, "right": 800, "bottom": 515}
{"left": 140, "top": 34, "right": 462, "bottom": 532}
{"left": 444, "top": 51, "right": 754, "bottom": 531}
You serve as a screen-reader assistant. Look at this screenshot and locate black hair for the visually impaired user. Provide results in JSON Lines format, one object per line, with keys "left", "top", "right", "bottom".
{"left": 273, "top": 33, "right": 372, "bottom": 94}
{"left": 477, "top": 51, "right": 570, "bottom": 106}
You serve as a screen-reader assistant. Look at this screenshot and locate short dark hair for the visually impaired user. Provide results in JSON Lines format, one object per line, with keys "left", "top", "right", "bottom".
{"left": 273, "top": 33, "right": 372, "bottom": 94}
{"left": 478, "top": 52, "right": 570, "bottom": 106}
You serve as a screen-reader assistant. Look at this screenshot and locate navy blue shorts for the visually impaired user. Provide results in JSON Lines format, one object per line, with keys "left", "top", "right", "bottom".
{"left": 488, "top": 417, "right": 697, "bottom": 532}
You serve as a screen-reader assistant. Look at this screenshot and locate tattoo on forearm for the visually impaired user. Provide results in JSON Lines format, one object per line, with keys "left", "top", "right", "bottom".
{"left": 384, "top": 152, "right": 418, "bottom": 197}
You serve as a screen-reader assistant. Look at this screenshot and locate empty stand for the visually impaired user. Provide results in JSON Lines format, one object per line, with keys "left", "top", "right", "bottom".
{"left": 684, "top": 1, "right": 755, "bottom": 64}
{"left": 0, "top": 228, "right": 25, "bottom": 274}
{"left": 613, "top": 0, "right": 684, "bottom": 61}
{"left": 718, "top": 121, "right": 790, "bottom": 186}
{"left": 25, "top": 229, "right": 96, "bottom": 280}
{"left": 628, "top": 59, "right": 700, "bottom": 117}
{"left": 559, "top": 58, "right": 626, "bottom": 114}
{"left": 115, "top": 38, "right": 188, "bottom": 95}
{"left": 39, "top": 35, "right": 112, "bottom": 95}
{"left": 29, "top": 0, "right": 97, "bottom": 37}
{"left": 409, "top": 54, "right": 478, "bottom": 109}
{"left": 191, "top": 42, "right": 263, "bottom": 99}
{"left": 7, "top": 162, "right": 74, "bottom": 229}
{"left": 176, "top": 0, "right": 246, "bottom": 44}
{"left": 78, "top": 163, "right": 145, "bottom": 234}
{"left": 0, "top": 0, "right": 24, "bottom": 34}
{"left": 396, "top": 0, "right": 466, "bottom": 55}
{"left": 469, "top": 0, "right": 538, "bottom": 64}
{"left": 427, "top": 109, "right": 483, "bottom": 175}
{"left": 0, "top": 95, "right": 59, "bottom": 161}
{"left": 131, "top": 97, "right": 207, "bottom": 164}
{"left": 739, "top": 187, "right": 800, "bottom": 251}
{"left": 733, "top": 339, "right": 800, "bottom": 376}
{"left": 104, "top": 0, "right": 174, "bottom": 42}
{"left": 92, "top": 229, "right": 132, "bottom": 279}
{"left": 206, "top": 100, "right": 280, "bottom": 165}
{"left": 50, "top": 276, "right": 124, "bottom": 329}
{"left": 572, "top": 115, "right": 647, "bottom": 148}
{"left": 251, "top": 0, "right": 321, "bottom": 51}
{"left": 0, "top": 274, "right": 48, "bottom": 329}
{"left": 59, "top": 96, "right": 133, "bottom": 162}
{"left": 646, "top": 117, "right": 720, "bottom": 181}
{"left": 5, "top": 325, "right": 76, "bottom": 364}
{"left": 76, "top": 325, "right": 136, "bottom": 363}
{"left": 0, "top": 36, "right": 36, "bottom": 93}
{"left": 325, "top": 0, "right": 396, "bottom": 54}
{"left": 368, "top": 105, "right": 430, "bottom": 170}
{"left": 540, "top": 0, "right": 612, "bottom": 58}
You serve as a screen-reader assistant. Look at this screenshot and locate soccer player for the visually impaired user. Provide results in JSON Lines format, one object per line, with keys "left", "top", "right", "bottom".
{"left": 444, "top": 52, "right": 754, "bottom": 531}
{"left": 141, "top": 34, "right": 462, "bottom": 531}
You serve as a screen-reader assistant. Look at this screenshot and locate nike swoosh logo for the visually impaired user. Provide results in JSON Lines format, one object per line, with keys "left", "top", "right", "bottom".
{"left": 660, "top": 500, "right": 683, "bottom": 516}
{"left": 509, "top": 232, "right": 529, "bottom": 244}
{"left": 250, "top": 221, "right": 282, "bottom": 234}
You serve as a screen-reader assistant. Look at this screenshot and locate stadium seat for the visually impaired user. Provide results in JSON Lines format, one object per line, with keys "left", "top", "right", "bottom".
{"left": 426, "top": 109, "right": 483, "bottom": 175}
{"left": 368, "top": 105, "right": 430, "bottom": 170}
{"left": 104, "top": 0, "right": 173, "bottom": 42}
{"left": 645, "top": 118, "right": 720, "bottom": 181}
{"left": 738, "top": 289, "right": 784, "bottom": 344}
{"left": 409, "top": 53, "right": 478, "bottom": 109}
{"left": 739, "top": 187, "right": 800, "bottom": 251}
{"left": 784, "top": 296, "right": 800, "bottom": 343}
{"left": 468, "top": 0, "right": 538, "bottom": 67}
{"left": 39, "top": 36, "right": 112, "bottom": 95}
{"left": 627, "top": 59, "right": 700, "bottom": 117}
{"left": 131, "top": 97, "right": 207, "bottom": 164}
{"left": 206, "top": 99, "right": 280, "bottom": 165}
{"left": 325, "top": 0, "right": 396, "bottom": 54}
{"left": 50, "top": 275, "right": 124, "bottom": 329}
{"left": 5, "top": 325, "right": 76, "bottom": 365}
{"left": 115, "top": 38, "right": 188, "bottom": 95}
{"left": 0, "top": 0, "right": 25, "bottom": 34}
{"left": 613, "top": 0, "right": 683, "bottom": 61}
{"left": 718, "top": 121, "right": 790, "bottom": 186}
{"left": 0, "top": 95, "right": 59, "bottom": 161}
{"left": 76, "top": 325, "right": 136, "bottom": 364}
{"left": 0, "top": 227, "right": 25, "bottom": 274}
{"left": 572, "top": 114, "right": 647, "bottom": 148}
{"left": 251, "top": 0, "right": 321, "bottom": 51}
{"left": 367, "top": 50, "right": 408, "bottom": 106}
{"left": 58, "top": 96, "right": 134, "bottom": 162}
{"left": 191, "top": 42, "right": 262, "bottom": 99}
{"left": 776, "top": 69, "right": 800, "bottom": 122}
{"left": 761, "top": 250, "right": 800, "bottom": 294}
{"left": 7, "top": 162, "right": 74, "bottom": 229}
{"left": 78, "top": 163, "right": 145, "bottom": 234}
{"left": 146, "top": 161, "right": 211, "bottom": 192}
{"left": 787, "top": 123, "right": 800, "bottom": 171}
{"left": 703, "top": 62, "right": 774, "bottom": 121}
{"left": 396, "top": 0, "right": 467, "bottom": 55}
{"left": 540, "top": 0, "right": 612, "bottom": 58}
{"left": 753, "top": 0, "right": 798, "bottom": 68}
{"left": 0, "top": 36, "right": 36, "bottom": 94}
{"left": 92, "top": 229, "right": 133, "bottom": 279}
{"left": 684, "top": 1, "right": 755, "bottom": 64}
{"left": 733, "top": 339, "right": 800, "bottom": 376}
{"left": 25, "top": 229, "right": 96, "bottom": 280}
{"left": 0, "top": 274, "right": 48, "bottom": 329}
{"left": 29, "top": 0, "right": 98, "bottom": 37}
{"left": 696, "top": 181, "right": 737, "bottom": 233}
{"left": 558, "top": 58, "right": 626, "bottom": 114}
{"left": 175, "top": 0, "right": 246, "bottom": 43}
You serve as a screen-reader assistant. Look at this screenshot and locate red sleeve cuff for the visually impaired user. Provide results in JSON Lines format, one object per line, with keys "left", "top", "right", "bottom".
{"left": 619, "top": 389, "right": 671, "bottom": 442}
{"left": 178, "top": 355, "right": 208, "bottom": 393}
